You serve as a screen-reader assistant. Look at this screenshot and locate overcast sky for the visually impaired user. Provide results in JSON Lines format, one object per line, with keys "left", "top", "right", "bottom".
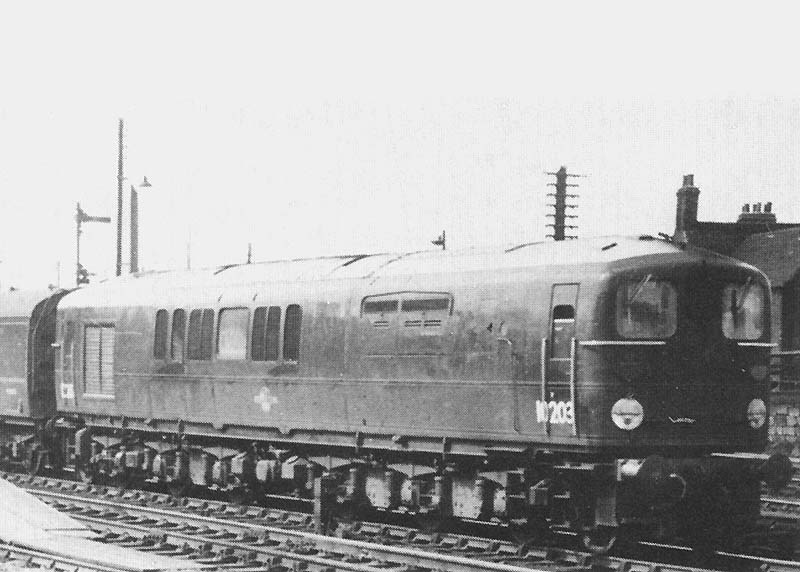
{"left": 1, "top": 3, "right": 799, "bottom": 288}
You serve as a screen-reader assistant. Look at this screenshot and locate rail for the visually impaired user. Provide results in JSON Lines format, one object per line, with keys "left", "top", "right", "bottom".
{"left": 10, "top": 472, "right": 800, "bottom": 572}
{"left": 0, "top": 543, "right": 130, "bottom": 572}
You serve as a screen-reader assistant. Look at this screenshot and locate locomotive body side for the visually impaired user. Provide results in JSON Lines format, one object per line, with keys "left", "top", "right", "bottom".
{"left": 35, "top": 237, "right": 788, "bottom": 549}
{"left": 52, "top": 255, "right": 615, "bottom": 457}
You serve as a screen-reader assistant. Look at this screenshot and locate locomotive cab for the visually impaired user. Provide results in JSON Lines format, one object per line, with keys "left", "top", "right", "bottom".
{"left": 599, "top": 260, "right": 770, "bottom": 452}
{"left": 568, "top": 252, "right": 788, "bottom": 548}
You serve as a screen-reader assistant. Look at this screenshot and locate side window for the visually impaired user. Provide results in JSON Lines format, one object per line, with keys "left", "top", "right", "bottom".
{"left": 188, "top": 309, "right": 214, "bottom": 360}
{"left": 283, "top": 304, "right": 302, "bottom": 361}
{"left": 551, "top": 305, "right": 575, "bottom": 358}
{"left": 362, "top": 296, "right": 399, "bottom": 328}
{"left": 200, "top": 309, "right": 214, "bottom": 359}
{"left": 153, "top": 309, "right": 169, "bottom": 359}
{"left": 171, "top": 309, "right": 186, "bottom": 361}
{"left": 187, "top": 310, "right": 202, "bottom": 359}
{"left": 254, "top": 306, "right": 282, "bottom": 361}
{"left": 83, "top": 324, "right": 114, "bottom": 396}
{"left": 266, "top": 306, "right": 281, "bottom": 360}
{"left": 400, "top": 294, "right": 452, "bottom": 328}
{"left": 360, "top": 292, "right": 454, "bottom": 356}
{"left": 251, "top": 307, "right": 267, "bottom": 361}
{"left": 217, "top": 308, "right": 249, "bottom": 360}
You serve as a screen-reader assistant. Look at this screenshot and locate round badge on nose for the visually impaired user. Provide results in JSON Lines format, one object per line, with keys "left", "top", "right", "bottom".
{"left": 611, "top": 397, "right": 644, "bottom": 430}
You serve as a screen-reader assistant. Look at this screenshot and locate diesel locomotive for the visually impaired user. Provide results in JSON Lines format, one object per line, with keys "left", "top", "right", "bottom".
{"left": 0, "top": 235, "right": 791, "bottom": 551}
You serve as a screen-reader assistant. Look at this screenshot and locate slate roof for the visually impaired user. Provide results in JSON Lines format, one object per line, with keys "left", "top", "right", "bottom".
{"left": 684, "top": 220, "right": 800, "bottom": 257}
{"left": 733, "top": 227, "right": 800, "bottom": 287}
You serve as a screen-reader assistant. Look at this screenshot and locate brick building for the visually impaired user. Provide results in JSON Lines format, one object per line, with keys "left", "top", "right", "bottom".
{"left": 670, "top": 174, "right": 800, "bottom": 446}
{"left": 672, "top": 174, "right": 800, "bottom": 356}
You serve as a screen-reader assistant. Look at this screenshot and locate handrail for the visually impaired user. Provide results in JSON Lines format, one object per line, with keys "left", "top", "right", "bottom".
{"left": 579, "top": 340, "right": 778, "bottom": 347}
{"left": 569, "top": 337, "right": 577, "bottom": 437}
{"left": 579, "top": 340, "right": 666, "bottom": 346}
{"left": 540, "top": 337, "right": 548, "bottom": 436}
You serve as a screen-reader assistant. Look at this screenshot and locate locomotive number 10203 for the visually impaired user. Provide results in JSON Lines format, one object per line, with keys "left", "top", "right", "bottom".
{"left": 536, "top": 400, "right": 574, "bottom": 425}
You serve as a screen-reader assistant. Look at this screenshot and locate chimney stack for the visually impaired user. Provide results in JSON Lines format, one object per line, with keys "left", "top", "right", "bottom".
{"left": 674, "top": 174, "right": 700, "bottom": 241}
{"left": 737, "top": 201, "right": 777, "bottom": 224}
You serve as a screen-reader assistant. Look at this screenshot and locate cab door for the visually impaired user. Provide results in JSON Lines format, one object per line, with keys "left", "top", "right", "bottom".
{"left": 539, "top": 284, "right": 578, "bottom": 435}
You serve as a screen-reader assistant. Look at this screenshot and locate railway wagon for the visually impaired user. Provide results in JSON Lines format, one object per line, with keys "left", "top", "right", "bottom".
{"left": 0, "top": 289, "right": 69, "bottom": 471}
{"left": 4, "top": 235, "right": 791, "bottom": 550}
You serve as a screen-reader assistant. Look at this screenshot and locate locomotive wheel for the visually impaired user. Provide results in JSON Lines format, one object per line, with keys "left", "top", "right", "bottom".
{"left": 509, "top": 511, "right": 552, "bottom": 547}
{"left": 227, "top": 484, "right": 257, "bottom": 505}
{"left": 25, "top": 448, "right": 44, "bottom": 476}
{"left": 76, "top": 464, "right": 96, "bottom": 485}
{"left": 415, "top": 511, "right": 455, "bottom": 534}
{"left": 116, "top": 469, "right": 144, "bottom": 491}
{"left": 330, "top": 499, "right": 364, "bottom": 537}
{"left": 335, "top": 496, "right": 372, "bottom": 523}
{"left": 580, "top": 525, "right": 617, "bottom": 554}
{"left": 167, "top": 478, "right": 192, "bottom": 498}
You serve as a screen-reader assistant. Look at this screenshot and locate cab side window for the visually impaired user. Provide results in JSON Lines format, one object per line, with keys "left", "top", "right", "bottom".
{"left": 188, "top": 309, "right": 214, "bottom": 360}
{"left": 283, "top": 304, "right": 302, "bottom": 361}
{"left": 551, "top": 305, "right": 575, "bottom": 358}
{"left": 171, "top": 309, "right": 186, "bottom": 361}
{"left": 153, "top": 309, "right": 169, "bottom": 359}
{"left": 252, "top": 306, "right": 281, "bottom": 361}
{"left": 217, "top": 308, "right": 249, "bottom": 360}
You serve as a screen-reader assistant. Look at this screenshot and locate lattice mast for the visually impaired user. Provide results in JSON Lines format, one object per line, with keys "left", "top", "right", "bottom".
{"left": 545, "top": 166, "right": 581, "bottom": 240}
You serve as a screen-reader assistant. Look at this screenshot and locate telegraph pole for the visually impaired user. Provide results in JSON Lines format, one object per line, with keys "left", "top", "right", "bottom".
{"left": 116, "top": 119, "right": 124, "bottom": 276}
{"left": 545, "top": 166, "right": 583, "bottom": 240}
{"left": 130, "top": 184, "right": 138, "bottom": 273}
{"left": 130, "top": 176, "right": 151, "bottom": 274}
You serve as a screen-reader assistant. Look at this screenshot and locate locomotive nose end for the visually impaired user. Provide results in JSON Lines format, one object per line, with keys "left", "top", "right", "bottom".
{"left": 760, "top": 452, "right": 793, "bottom": 491}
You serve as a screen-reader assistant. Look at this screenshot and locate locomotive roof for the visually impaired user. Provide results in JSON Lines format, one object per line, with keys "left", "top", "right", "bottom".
{"left": 58, "top": 236, "right": 752, "bottom": 309}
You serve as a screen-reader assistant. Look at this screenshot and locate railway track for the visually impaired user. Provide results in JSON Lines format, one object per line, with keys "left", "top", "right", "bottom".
{"left": 758, "top": 457, "right": 800, "bottom": 518}
{"left": 2, "top": 473, "right": 799, "bottom": 572}
{"left": 764, "top": 495, "right": 800, "bottom": 520}
{"left": 0, "top": 543, "right": 146, "bottom": 572}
